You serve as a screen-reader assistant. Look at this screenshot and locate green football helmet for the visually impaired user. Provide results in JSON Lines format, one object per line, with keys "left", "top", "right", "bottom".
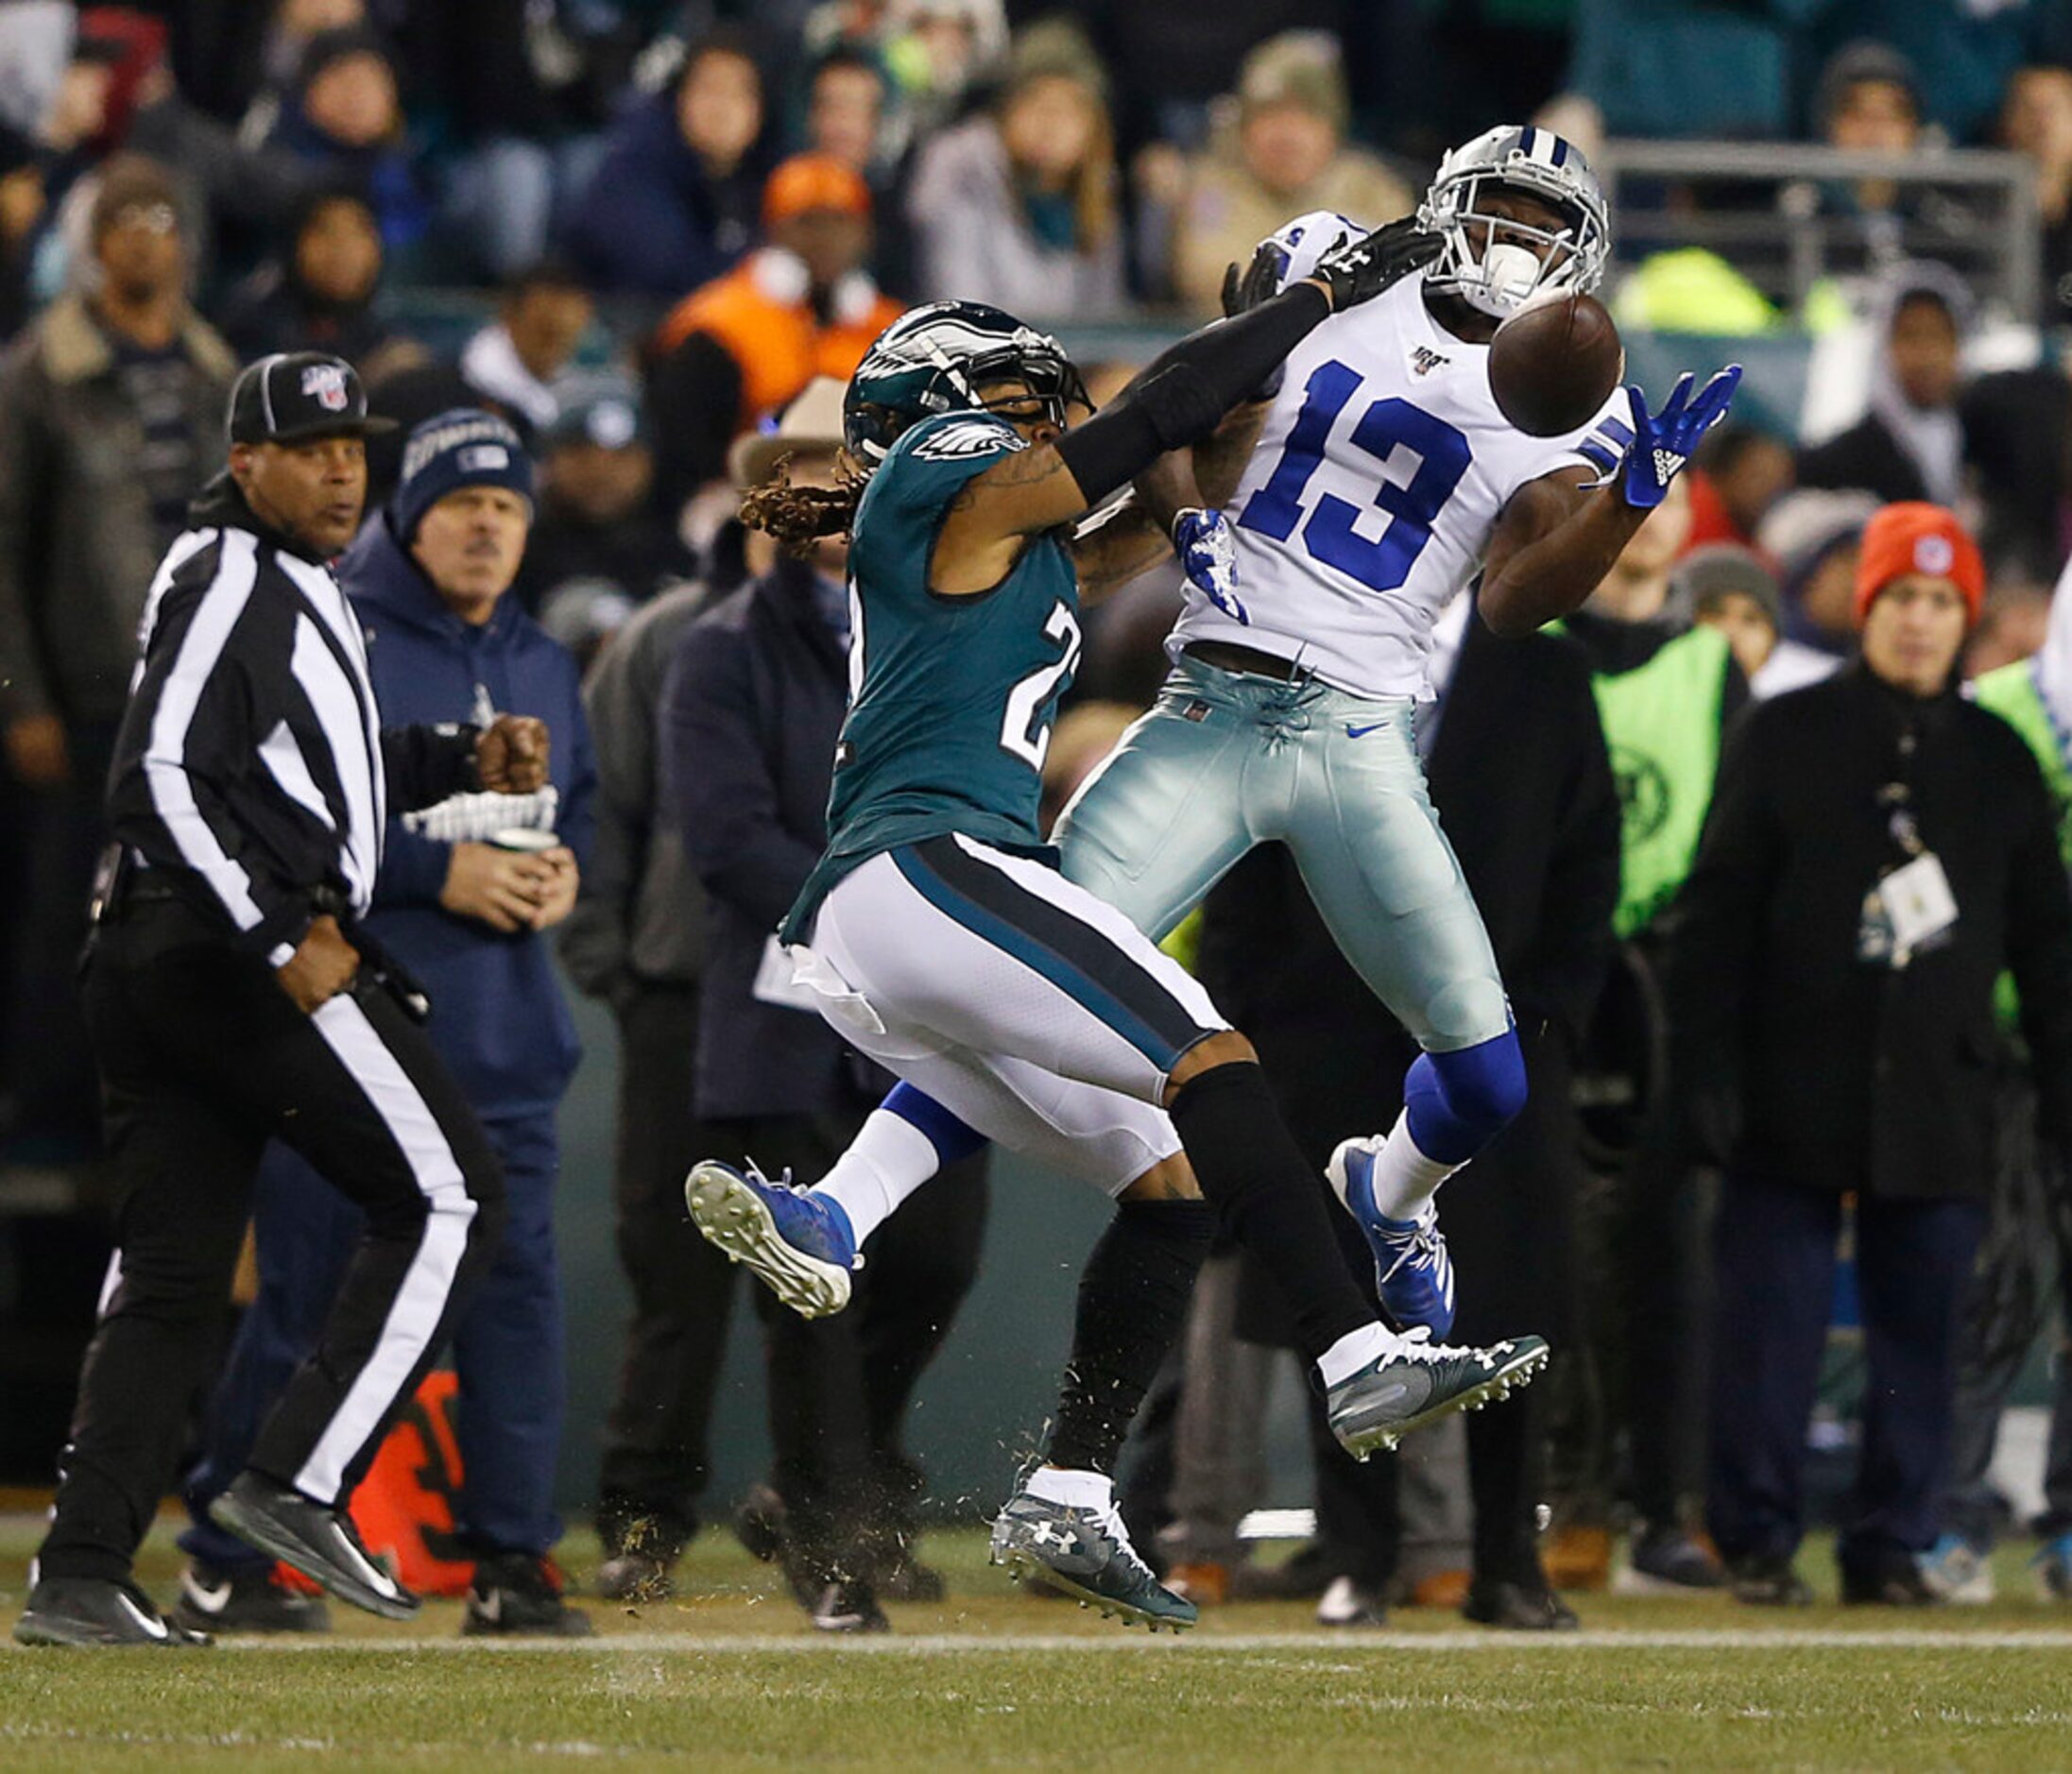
{"left": 843, "top": 300, "right": 1089, "bottom": 471}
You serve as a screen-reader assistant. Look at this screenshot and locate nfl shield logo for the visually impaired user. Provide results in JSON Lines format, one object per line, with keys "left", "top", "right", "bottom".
{"left": 301, "top": 363, "right": 351, "bottom": 411}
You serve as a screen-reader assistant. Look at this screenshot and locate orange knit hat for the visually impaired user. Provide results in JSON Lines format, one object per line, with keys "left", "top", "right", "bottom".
{"left": 762, "top": 153, "right": 871, "bottom": 227}
{"left": 1852, "top": 502, "right": 1984, "bottom": 627}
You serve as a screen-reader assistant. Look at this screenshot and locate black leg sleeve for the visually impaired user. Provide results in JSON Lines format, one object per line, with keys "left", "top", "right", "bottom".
{"left": 1048, "top": 1202, "right": 1216, "bottom": 1475}
{"left": 1167, "top": 1062, "right": 1377, "bottom": 1362}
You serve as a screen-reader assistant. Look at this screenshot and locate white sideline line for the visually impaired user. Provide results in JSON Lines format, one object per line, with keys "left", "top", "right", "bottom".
{"left": 105, "top": 1628, "right": 2072, "bottom": 1655}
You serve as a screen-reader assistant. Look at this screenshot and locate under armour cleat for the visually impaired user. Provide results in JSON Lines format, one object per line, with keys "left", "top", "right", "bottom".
{"left": 685, "top": 1159, "right": 858, "bottom": 1319}
{"left": 1327, "top": 1136, "right": 1455, "bottom": 1339}
{"left": 1326, "top": 1329, "right": 1550, "bottom": 1460}
{"left": 990, "top": 1484, "right": 1198, "bottom": 1630}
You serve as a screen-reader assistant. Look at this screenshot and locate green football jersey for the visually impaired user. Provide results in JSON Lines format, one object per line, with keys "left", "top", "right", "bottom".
{"left": 782, "top": 411, "right": 1084, "bottom": 942}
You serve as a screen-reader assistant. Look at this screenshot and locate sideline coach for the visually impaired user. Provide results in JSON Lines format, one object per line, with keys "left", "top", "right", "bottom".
{"left": 16, "top": 352, "right": 548, "bottom": 1647}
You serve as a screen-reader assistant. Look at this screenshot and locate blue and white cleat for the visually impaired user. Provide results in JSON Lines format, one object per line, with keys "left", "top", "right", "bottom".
{"left": 1327, "top": 1135, "right": 1455, "bottom": 1339}
{"left": 685, "top": 1160, "right": 859, "bottom": 1319}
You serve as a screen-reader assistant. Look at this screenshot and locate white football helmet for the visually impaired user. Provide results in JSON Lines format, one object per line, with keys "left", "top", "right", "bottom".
{"left": 1418, "top": 125, "right": 1610, "bottom": 318}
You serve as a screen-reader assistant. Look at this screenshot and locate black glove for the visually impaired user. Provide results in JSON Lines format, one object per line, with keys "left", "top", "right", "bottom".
{"left": 1308, "top": 215, "right": 1443, "bottom": 313}
{"left": 1221, "top": 237, "right": 1291, "bottom": 319}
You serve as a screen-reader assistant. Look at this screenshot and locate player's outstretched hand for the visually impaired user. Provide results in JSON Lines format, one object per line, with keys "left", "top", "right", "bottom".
{"left": 1173, "top": 506, "right": 1247, "bottom": 624}
{"left": 1222, "top": 237, "right": 1291, "bottom": 318}
{"left": 1618, "top": 365, "right": 1742, "bottom": 510}
{"left": 1308, "top": 216, "right": 1444, "bottom": 314}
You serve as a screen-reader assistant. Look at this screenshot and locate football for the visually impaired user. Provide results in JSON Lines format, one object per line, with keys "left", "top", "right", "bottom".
{"left": 1487, "top": 291, "right": 1625, "bottom": 437}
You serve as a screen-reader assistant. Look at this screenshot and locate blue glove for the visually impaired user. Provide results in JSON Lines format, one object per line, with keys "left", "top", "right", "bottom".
{"left": 1618, "top": 366, "right": 1742, "bottom": 509}
{"left": 1173, "top": 507, "right": 1246, "bottom": 624}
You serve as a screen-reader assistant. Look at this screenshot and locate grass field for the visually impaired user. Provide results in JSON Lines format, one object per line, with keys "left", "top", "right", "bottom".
{"left": 5, "top": 1516, "right": 2072, "bottom": 1770}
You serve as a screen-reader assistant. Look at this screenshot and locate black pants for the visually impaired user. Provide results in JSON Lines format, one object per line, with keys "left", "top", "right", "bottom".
{"left": 36, "top": 906, "right": 505, "bottom": 1585}
{"left": 1707, "top": 1168, "right": 1985, "bottom": 1576}
{"left": 710, "top": 1112, "right": 988, "bottom": 1580}
{"left": 593, "top": 985, "right": 988, "bottom": 1568}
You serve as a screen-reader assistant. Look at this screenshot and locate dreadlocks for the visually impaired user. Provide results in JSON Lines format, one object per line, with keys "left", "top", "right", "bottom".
{"left": 737, "top": 452, "right": 869, "bottom": 556}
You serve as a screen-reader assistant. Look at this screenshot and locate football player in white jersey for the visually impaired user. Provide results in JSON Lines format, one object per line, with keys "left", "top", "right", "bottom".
{"left": 704, "top": 125, "right": 1737, "bottom": 1341}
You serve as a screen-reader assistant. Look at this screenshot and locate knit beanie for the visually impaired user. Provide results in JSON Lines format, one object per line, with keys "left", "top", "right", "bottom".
{"left": 392, "top": 408, "right": 534, "bottom": 541}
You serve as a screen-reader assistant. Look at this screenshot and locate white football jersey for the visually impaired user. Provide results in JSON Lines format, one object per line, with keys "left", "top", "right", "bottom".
{"left": 1170, "top": 272, "right": 1632, "bottom": 698}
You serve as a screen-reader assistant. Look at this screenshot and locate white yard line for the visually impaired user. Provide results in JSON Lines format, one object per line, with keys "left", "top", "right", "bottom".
{"left": 47, "top": 1627, "right": 2063, "bottom": 1655}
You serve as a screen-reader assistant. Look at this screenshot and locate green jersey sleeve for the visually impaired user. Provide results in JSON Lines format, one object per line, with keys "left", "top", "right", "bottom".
{"left": 851, "top": 413, "right": 1033, "bottom": 602}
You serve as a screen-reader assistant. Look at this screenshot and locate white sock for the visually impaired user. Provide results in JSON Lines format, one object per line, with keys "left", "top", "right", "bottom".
{"left": 811, "top": 1107, "right": 942, "bottom": 1246}
{"left": 1026, "top": 1466, "right": 1114, "bottom": 1510}
{"left": 1365, "top": 1109, "right": 1461, "bottom": 1223}
{"left": 1315, "top": 1322, "right": 1395, "bottom": 1388}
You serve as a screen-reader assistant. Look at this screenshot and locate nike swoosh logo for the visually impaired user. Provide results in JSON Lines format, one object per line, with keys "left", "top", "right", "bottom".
{"left": 118, "top": 1593, "right": 171, "bottom": 1639}
{"left": 474, "top": 1588, "right": 502, "bottom": 1625}
{"left": 180, "top": 1577, "right": 233, "bottom": 1616}
{"left": 1344, "top": 723, "right": 1386, "bottom": 739}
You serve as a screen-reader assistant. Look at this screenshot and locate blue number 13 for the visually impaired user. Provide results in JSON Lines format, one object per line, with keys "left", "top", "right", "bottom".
{"left": 1238, "top": 361, "right": 1471, "bottom": 594}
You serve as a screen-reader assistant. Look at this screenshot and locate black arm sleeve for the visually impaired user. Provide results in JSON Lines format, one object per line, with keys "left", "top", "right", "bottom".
{"left": 381, "top": 723, "right": 481, "bottom": 811}
{"left": 1054, "top": 282, "right": 1330, "bottom": 504}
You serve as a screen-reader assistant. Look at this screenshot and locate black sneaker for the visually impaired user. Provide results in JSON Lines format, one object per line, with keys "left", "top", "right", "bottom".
{"left": 208, "top": 1470, "right": 419, "bottom": 1620}
{"left": 464, "top": 1552, "right": 595, "bottom": 1637}
{"left": 877, "top": 1552, "right": 945, "bottom": 1603}
{"left": 990, "top": 1484, "right": 1198, "bottom": 1630}
{"left": 1728, "top": 1553, "right": 1815, "bottom": 1607}
{"left": 1464, "top": 1576, "right": 1581, "bottom": 1630}
{"left": 15, "top": 1577, "right": 211, "bottom": 1647}
{"left": 810, "top": 1578, "right": 889, "bottom": 1633}
{"left": 732, "top": 1481, "right": 789, "bottom": 1563}
{"left": 595, "top": 1551, "right": 675, "bottom": 1603}
{"left": 1618, "top": 1524, "right": 1727, "bottom": 1595}
{"left": 1841, "top": 1556, "right": 1943, "bottom": 1608}
{"left": 171, "top": 1561, "right": 332, "bottom": 1634}
{"left": 1314, "top": 1575, "right": 1389, "bottom": 1628}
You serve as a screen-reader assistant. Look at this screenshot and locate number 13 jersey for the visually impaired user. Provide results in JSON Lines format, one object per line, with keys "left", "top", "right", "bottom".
{"left": 1171, "top": 271, "right": 1630, "bottom": 699}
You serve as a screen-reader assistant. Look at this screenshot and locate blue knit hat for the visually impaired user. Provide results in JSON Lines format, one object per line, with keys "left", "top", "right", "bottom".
{"left": 392, "top": 408, "right": 535, "bottom": 541}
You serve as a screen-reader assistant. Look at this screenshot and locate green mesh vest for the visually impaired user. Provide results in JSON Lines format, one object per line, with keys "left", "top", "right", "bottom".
{"left": 1579, "top": 623, "right": 1734, "bottom": 939}
{"left": 1972, "top": 659, "right": 2072, "bottom": 1029}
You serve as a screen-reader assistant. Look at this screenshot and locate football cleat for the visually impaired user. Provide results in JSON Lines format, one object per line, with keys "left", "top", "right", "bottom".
{"left": 1327, "top": 1136, "right": 1455, "bottom": 1339}
{"left": 990, "top": 1483, "right": 1198, "bottom": 1631}
{"left": 170, "top": 1560, "right": 332, "bottom": 1634}
{"left": 1326, "top": 1329, "right": 1549, "bottom": 1459}
{"left": 209, "top": 1470, "right": 419, "bottom": 1620}
{"left": 14, "top": 1577, "right": 211, "bottom": 1647}
{"left": 685, "top": 1160, "right": 859, "bottom": 1319}
{"left": 1917, "top": 1532, "right": 1995, "bottom": 1605}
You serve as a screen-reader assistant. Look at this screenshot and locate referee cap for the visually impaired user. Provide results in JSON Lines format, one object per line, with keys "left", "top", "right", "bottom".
{"left": 228, "top": 351, "right": 397, "bottom": 446}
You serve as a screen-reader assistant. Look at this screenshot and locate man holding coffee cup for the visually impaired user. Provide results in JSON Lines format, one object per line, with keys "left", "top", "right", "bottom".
{"left": 174, "top": 409, "right": 600, "bottom": 1639}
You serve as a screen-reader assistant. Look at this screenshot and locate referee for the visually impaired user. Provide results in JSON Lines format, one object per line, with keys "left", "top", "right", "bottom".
{"left": 16, "top": 352, "right": 547, "bottom": 1647}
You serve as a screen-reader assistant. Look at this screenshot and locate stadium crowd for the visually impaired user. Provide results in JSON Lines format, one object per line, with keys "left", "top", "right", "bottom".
{"left": 2, "top": 0, "right": 2072, "bottom": 1636}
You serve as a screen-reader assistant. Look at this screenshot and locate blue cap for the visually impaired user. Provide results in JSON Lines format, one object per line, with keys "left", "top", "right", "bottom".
{"left": 391, "top": 408, "right": 535, "bottom": 541}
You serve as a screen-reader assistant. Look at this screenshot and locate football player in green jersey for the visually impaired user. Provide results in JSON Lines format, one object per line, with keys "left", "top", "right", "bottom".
{"left": 688, "top": 228, "right": 1550, "bottom": 1630}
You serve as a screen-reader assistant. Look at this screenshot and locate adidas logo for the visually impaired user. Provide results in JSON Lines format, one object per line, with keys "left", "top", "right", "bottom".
{"left": 1653, "top": 448, "right": 1685, "bottom": 483}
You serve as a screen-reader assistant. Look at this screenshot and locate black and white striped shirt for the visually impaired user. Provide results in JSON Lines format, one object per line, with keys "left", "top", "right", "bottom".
{"left": 107, "top": 476, "right": 478, "bottom": 965}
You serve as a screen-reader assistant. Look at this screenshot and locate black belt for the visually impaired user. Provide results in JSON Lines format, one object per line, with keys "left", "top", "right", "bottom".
{"left": 1181, "top": 640, "right": 1303, "bottom": 682}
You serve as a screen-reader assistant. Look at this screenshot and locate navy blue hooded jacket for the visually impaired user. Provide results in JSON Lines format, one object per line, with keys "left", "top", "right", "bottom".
{"left": 340, "top": 512, "right": 598, "bottom": 1118}
{"left": 563, "top": 91, "right": 762, "bottom": 298}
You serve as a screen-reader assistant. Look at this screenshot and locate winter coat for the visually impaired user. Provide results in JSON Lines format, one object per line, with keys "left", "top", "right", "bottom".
{"left": 1667, "top": 665, "right": 2072, "bottom": 1202}
{"left": 0, "top": 293, "right": 234, "bottom": 725}
{"left": 340, "top": 512, "right": 598, "bottom": 1117}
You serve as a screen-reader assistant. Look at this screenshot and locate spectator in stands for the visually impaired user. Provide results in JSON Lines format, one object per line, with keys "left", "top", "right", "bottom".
{"left": 647, "top": 152, "right": 902, "bottom": 519}
{"left": 514, "top": 376, "right": 694, "bottom": 624}
{"left": 218, "top": 181, "right": 421, "bottom": 381}
{"left": 1759, "top": 487, "right": 1877, "bottom": 662}
{"left": 882, "top": 0, "right": 1010, "bottom": 139}
{"left": 459, "top": 260, "right": 597, "bottom": 434}
{"left": 175, "top": 409, "right": 599, "bottom": 1639}
{"left": 0, "top": 122, "right": 42, "bottom": 340}
{"left": 564, "top": 26, "right": 769, "bottom": 299}
{"left": 1671, "top": 503, "right": 2072, "bottom": 1607}
{"left": 905, "top": 17, "right": 1125, "bottom": 317}
{"left": 230, "top": 0, "right": 369, "bottom": 150}
{"left": 1799, "top": 263, "right": 1972, "bottom": 510}
{"left": 1669, "top": 543, "right": 1834, "bottom": 701}
{"left": 1156, "top": 31, "right": 1413, "bottom": 316}
{"left": 1817, "top": 39, "right": 1923, "bottom": 217}
{"left": 263, "top": 27, "right": 429, "bottom": 256}
{"left": 1686, "top": 423, "right": 1795, "bottom": 555}
{"left": 2001, "top": 64, "right": 2072, "bottom": 323}
{"left": 804, "top": 46, "right": 915, "bottom": 295}
{"left": 657, "top": 381, "right": 988, "bottom": 1627}
{"left": 0, "top": 154, "right": 233, "bottom": 1162}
